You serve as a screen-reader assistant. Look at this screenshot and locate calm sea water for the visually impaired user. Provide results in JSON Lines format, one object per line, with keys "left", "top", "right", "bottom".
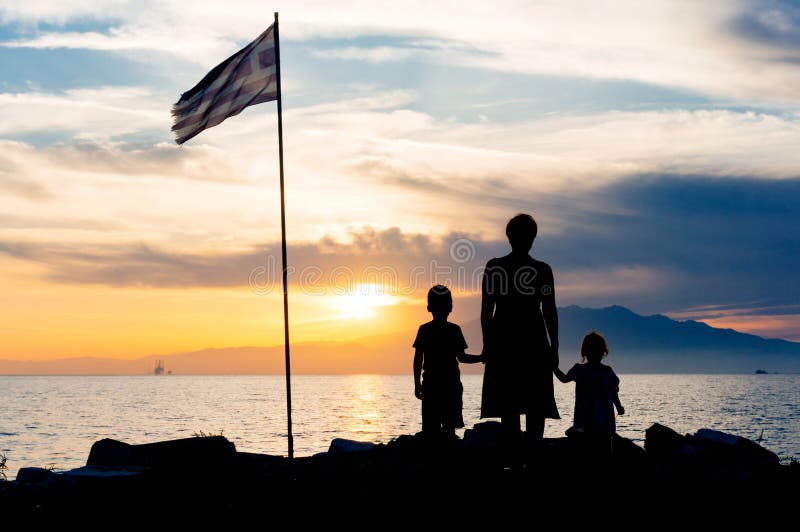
{"left": 1, "top": 374, "right": 798, "bottom": 479}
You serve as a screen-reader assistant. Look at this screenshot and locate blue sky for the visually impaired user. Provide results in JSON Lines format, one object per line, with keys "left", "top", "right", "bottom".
{"left": 1, "top": 0, "right": 799, "bottom": 357}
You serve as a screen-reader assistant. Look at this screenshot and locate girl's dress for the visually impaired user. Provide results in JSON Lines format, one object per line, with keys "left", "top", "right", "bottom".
{"left": 565, "top": 362, "right": 619, "bottom": 434}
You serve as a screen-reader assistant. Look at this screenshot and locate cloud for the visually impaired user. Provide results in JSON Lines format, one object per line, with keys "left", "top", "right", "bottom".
{"left": 3, "top": 1, "right": 800, "bottom": 102}
{"left": 0, "top": 171, "right": 50, "bottom": 200}
{"left": 0, "top": 87, "right": 165, "bottom": 138}
{"left": 5, "top": 83, "right": 800, "bottom": 187}
{"left": 730, "top": 0, "right": 800, "bottom": 51}
{"left": 540, "top": 175, "right": 800, "bottom": 313}
{"left": 1, "top": 173, "right": 798, "bottom": 325}
{"left": 310, "top": 45, "right": 415, "bottom": 63}
{"left": 0, "top": 0, "right": 133, "bottom": 24}
{"left": 0, "top": 27, "right": 241, "bottom": 63}
{"left": 307, "top": 38, "right": 494, "bottom": 65}
{"left": 0, "top": 228, "right": 443, "bottom": 289}
{"left": 4, "top": 95, "right": 800, "bottom": 255}
{"left": 693, "top": 313, "right": 800, "bottom": 342}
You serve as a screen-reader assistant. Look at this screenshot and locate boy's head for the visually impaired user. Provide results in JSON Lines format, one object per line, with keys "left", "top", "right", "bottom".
{"left": 580, "top": 331, "right": 609, "bottom": 363}
{"left": 427, "top": 284, "right": 453, "bottom": 317}
{"left": 506, "top": 213, "right": 538, "bottom": 253}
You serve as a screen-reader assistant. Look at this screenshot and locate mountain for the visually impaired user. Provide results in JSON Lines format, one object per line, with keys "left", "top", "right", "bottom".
{"left": 462, "top": 305, "right": 800, "bottom": 373}
{"left": 2, "top": 305, "right": 798, "bottom": 374}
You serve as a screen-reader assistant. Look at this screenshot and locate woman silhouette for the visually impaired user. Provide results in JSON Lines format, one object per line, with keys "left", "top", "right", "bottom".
{"left": 480, "top": 213, "right": 560, "bottom": 463}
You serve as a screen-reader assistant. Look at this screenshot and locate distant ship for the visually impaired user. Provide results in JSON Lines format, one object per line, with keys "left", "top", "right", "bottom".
{"left": 154, "top": 360, "right": 165, "bottom": 376}
{"left": 755, "top": 369, "right": 768, "bottom": 374}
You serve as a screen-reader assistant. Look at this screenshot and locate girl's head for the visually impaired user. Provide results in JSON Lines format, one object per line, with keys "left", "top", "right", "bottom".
{"left": 580, "top": 331, "right": 609, "bottom": 363}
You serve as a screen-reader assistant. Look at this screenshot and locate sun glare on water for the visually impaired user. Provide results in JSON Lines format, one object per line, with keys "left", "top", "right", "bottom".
{"left": 330, "top": 284, "right": 398, "bottom": 319}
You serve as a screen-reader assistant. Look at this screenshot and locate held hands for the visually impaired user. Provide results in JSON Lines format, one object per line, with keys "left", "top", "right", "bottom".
{"left": 617, "top": 405, "right": 625, "bottom": 416}
{"left": 414, "top": 383, "right": 423, "bottom": 400}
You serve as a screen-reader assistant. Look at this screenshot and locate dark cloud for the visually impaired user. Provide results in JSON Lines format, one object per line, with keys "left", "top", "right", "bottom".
{"left": 536, "top": 174, "right": 800, "bottom": 313}
{"left": 0, "top": 154, "right": 51, "bottom": 199}
{"left": 1, "top": 174, "right": 798, "bottom": 321}
{"left": 731, "top": 1, "right": 800, "bottom": 58}
{"left": 43, "top": 141, "right": 253, "bottom": 184}
{"left": 357, "top": 159, "right": 580, "bottom": 230}
{"left": 0, "top": 231, "right": 458, "bottom": 290}
{"left": 0, "top": 175, "right": 50, "bottom": 199}
{"left": 0, "top": 214, "right": 121, "bottom": 230}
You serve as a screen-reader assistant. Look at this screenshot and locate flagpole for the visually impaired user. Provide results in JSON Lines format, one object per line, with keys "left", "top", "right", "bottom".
{"left": 273, "top": 11, "right": 294, "bottom": 460}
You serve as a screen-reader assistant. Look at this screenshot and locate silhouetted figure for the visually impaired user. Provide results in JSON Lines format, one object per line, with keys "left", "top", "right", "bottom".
{"left": 555, "top": 332, "right": 624, "bottom": 458}
{"left": 414, "top": 285, "right": 484, "bottom": 441}
{"left": 480, "top": 214, "right": 560, "bottom": 465}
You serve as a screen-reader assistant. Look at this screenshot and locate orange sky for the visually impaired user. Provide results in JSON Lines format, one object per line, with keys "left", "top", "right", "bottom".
{"left": 0, "top": 257, "right": 434, "bottom": 360}
{"left": 2, "top": 1, "right": 799, "bottom": 369}
{"left": 4, "top": 249, "right": 793, "bottom": 367}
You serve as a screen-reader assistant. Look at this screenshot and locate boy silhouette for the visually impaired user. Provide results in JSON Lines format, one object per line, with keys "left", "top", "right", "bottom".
{"left": 413, "top": 285, "right": 483, "bottom": 440}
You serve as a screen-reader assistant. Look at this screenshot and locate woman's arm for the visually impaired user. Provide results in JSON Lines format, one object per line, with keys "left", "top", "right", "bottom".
{"left": 554, "top": 367, "right": 572, "bottom": 383}
{"left": 541, "top": 264, "right": 559, "bottom": 369}
{"left": 480, "top": 264, "right": 496, "bottom": 356}
{"left": 457, "top": 351, "right": 484, "bottom": 364}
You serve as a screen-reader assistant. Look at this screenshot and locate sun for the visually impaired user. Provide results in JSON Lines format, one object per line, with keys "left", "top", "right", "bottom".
{"left": 330, "top": 284, "right": 398, "bottom": 319}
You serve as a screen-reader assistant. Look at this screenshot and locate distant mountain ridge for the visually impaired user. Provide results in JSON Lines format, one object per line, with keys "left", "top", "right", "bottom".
{"left": 462, "top": 305, "right": 800, "bottom": 373}
{"left": 2, "top": 305, "right": 798, "bottom": 374}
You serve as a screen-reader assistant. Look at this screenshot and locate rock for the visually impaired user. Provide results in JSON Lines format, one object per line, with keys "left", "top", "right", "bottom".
{"left": 87, "top": 438, "right": 134, "bottom": 467}
{"left": 386, "top": 433, "right": 425, "bottom": 453}
{"left": 689, "top": 429, "right": 780, "bottom": 467}
{"left": 463, "top": 421, "right": 503, "bottom": 450}
{"left": 612, "top": 434, "right": 647, "bottom": 462}
{"left": 645, "top": 423, "right": 688, "bottom": 459}
{"left": 86, "top": 435, "right": 236, "bottom": 471}
{"left": 695, "top": 429, "right": 739, "bottom": 446}
{"left": 328, "top": 438, "right": 376, "bottom": 454}
{"left": 16, "top": 467, "right": 63, "bottom": 487}
{"left": 62, "top": 466, "right": 146, "bottom": 479}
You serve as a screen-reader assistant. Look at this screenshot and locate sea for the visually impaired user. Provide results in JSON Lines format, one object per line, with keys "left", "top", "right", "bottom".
{"left": 1, "top": 374, "right": 798, "bottom": 479}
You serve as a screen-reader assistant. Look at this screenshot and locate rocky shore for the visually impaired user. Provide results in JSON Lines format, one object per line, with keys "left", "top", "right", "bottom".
{"left": 1, "top": 422, "right": 796, "bottom": 523}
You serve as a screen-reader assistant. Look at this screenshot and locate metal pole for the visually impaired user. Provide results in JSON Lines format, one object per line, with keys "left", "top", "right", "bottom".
{"left": 273, "top": 11, "right": 293, "bottom": 460}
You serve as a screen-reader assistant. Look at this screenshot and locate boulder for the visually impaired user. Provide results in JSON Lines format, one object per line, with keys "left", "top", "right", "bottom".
{"left": 644, "top": 423, "right": 688, "bottom": 459}
{"left": 328, "top": 438, "right": 376, "bottom": 454}
{"left": 16, "top": 467, "right": 64, "bottom": 487}
{"left": 62, "top": 466, "right": 146, "bottom": 479}
{"left": 463, "top": 421, "right": 503, "bottom": 450}
{"left": 386, "top": 433, "right": 425, "bottom": 452}
{"left": 613, "top": 434, "right": 647, "bottom": 463}
{"left": 87, "top": 438, "right": 134, "bottom": 467}
{"left": 86, "top": 435, "right": 236, "bottom": 471}
{"left": 689, "top": 429, "right": 780, "bottom": 467}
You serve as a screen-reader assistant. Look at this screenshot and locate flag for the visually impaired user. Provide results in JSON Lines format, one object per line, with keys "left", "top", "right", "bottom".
{"left": 172, "top": 24, "right": 278, "bottom": 145}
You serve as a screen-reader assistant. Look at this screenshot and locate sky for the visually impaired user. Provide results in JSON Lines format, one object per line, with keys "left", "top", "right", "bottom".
{"left": 1, "top": 0, "right": 799, "bottom": 365}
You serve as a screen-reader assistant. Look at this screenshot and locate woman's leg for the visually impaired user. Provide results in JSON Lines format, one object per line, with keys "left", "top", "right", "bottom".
{"left": 527, "top": 416, "right": 544, "bottom": 440}
{"left": 500, "top": 414, "right": 522, "bottom": 466}
{"left": 525, "top": 416, "right": 545, "bottom": 466}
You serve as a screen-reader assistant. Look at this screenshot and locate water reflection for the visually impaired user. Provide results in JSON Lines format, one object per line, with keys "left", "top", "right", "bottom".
{"left": 0, "top": 374, "right": 798, "bottom": 479}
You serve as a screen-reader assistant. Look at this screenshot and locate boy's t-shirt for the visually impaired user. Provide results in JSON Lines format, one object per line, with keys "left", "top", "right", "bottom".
{"left": 566, "top": 362, "right": 619, "bottom": 434}
{"left": 413, "top": 320, "right": 468, "bottom": 379}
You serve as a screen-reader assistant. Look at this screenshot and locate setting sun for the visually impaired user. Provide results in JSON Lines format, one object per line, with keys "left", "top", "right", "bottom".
{"left": 330, "top": 284, "right": 399, "bottom": 319}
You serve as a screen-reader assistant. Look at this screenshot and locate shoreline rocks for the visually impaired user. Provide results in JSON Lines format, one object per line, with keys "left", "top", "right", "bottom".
{"left": 1, "top": 423, "right": 796, "bottom": 520}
